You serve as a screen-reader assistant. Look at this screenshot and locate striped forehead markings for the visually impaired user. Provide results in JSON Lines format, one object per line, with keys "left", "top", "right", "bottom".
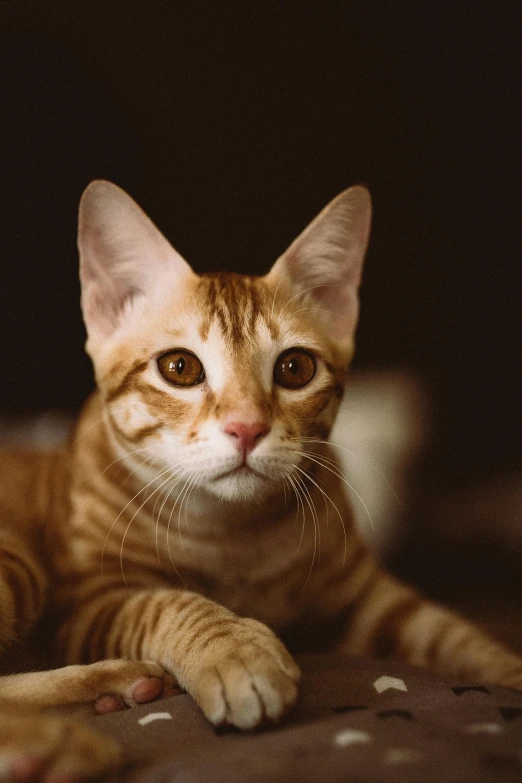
{"left": 197, "top": 274, "right": 278, "bottom": 343}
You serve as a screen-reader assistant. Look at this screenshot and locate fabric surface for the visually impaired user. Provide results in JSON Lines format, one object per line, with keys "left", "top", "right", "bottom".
{"left": 91, "top": 654, "right": 522, "bottom": 782}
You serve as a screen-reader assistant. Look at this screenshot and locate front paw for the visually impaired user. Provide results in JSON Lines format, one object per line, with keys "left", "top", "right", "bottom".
{"left": 184, "top": 618, "right": 300, "bottom": 730}
{"left": 87, "top": 659, "right": 181, "bottom": 713}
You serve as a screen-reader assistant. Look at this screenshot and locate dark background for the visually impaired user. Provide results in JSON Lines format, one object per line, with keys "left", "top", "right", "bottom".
{"left": 1, "top": 3, "right": 520, "bottom": 599}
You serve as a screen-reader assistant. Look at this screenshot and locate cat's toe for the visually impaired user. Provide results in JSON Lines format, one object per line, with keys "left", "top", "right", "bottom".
{"left": 94, "top": 693, "right": 126, "bottom": 714}
{"left": 131, "top": 675, "right": 164, "bottom": 704}
{"left": 121, "top": 668, "right": 182, "bottom": 706}
{"left": 88, "top": 659, "right": 181, "bottom": 710}
{"left": 93, "top": 674, "right": 165, "bottom": 712}
{"left": 192, "top": 640, "right": 300, "bottom": 730}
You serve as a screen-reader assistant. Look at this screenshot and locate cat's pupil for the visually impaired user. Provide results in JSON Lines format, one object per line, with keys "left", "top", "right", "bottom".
{"left": 174, "top": 358, "right": 185, "bottom": 375}
{"left": 287, "top": 359, "right": 298, "bottom": 375}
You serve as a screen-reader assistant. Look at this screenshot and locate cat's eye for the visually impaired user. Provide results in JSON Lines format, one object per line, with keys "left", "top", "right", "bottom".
{"left": 157, "top": 350, "right": 205, "bottom": 387}
{"left": 274, "top": 348, "right": 316, "bottom": 389}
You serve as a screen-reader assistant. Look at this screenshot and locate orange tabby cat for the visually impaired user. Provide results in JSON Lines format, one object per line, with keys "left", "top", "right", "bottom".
{"left": 1, "top": 181, "right": 521, "bottom": 781}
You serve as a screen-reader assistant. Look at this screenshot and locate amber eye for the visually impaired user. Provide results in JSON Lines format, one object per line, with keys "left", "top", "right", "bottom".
{"left": 157, "top": 350, "right": 205, "bottom": 387}
{"left": 274, "top": 348, "right": 316, "bottom": 389}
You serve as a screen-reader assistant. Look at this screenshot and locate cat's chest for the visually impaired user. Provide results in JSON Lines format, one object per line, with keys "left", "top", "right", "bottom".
{"left": 162, "top": 517, "right": 341, "bottom": 629}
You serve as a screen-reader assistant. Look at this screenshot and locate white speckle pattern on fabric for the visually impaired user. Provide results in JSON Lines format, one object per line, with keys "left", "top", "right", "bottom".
{"left": 91, "top": 655, "right": 522, "bottom": 782}
{"left": 373, "top": 675, "right": 408, "bottom": 694}
{"left": 138, "top": 712, "right": 173, "bottom": 727}
{"left": 384, "top": 747, "right": 424, "bottom": 765}
{"left": 333, "top": 729, "right": 371, "bottom": 747}
{"left": 465, "top": 722, "right": 504, "bottom": 734}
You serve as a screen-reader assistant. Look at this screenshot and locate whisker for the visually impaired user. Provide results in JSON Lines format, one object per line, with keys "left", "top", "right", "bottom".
{"left": 297, "top": 436, "right": 402, "bottom": 508}
{"left": 163, "top": 469, "right": 189, "bottom": 559}
{"left": 118, "top": 466, "right": 180, "bottom": 586}
{"left": 101, "top": 463, "right": 179, "bottom": 572}
{"left": 156, "top": 471, "right": 190, "bottom": 586}
{"left": 178, "top": 472, "right": 197, "bottom": 549}
{"left": 154, "top": 474, "right": 181, "bottom": 567}
{"left": 292, "top": 471, "right": 318, "bottom": 589}
{"left": 289, "top": 306, "right": 335, "bottom": 318}
{"left": 301, "top": 461, "right": 331, "bottom": 530}
{"left": 112, "top": 447, "right": 162, "bottom": 493}
{"left": 278, "top": 283, "right": 335, "bottom": 319}
{"left": 293, "top": 449, "right": 375, "bottom": 531}
{"left": 281, "top": 473, "right": 289, "bottom": 510}
{"left": 186, "top": 470, "right": 202, "bottom": 531}
{"left": 285, "top": 470, "right": 306, "bottom": 553}
{"left": 294, "top": 470, "right": 320, "bottom": 546}
{"left": 180, "top": 472, "right": 199, "bottom": 543}
{"left": 97, "top": 445, "right": 160, "bottom": 479}
{"left": 292, "top": 462, "right": 347, "bottom": 567}
{"left": 166, "top": 470, "right": 192, "bottom": 560}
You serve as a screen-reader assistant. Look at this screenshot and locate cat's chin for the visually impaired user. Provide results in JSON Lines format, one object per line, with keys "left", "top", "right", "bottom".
{"left": 205, "top": 467, "right": 277, "bottom": 503}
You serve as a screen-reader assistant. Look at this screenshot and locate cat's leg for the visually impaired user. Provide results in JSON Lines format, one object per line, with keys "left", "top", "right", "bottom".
{"left": 0, "top": 660, "right": 180, "bottom": 782}
{"left": 0, "top": 706, "right": 121, "bottom": 783}
{"left": 336, "top": 564, "right": 522, "bottom": 688}
{"left": 0, "top": 659, "right": 180, "bottom": 713}
{"left": 57, "top": 587, "right": 300, "bottom": 730}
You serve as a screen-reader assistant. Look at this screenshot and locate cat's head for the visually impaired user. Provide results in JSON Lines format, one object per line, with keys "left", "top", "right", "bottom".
{"left": 78, "top": 181, "right": 371, "bottom": 502}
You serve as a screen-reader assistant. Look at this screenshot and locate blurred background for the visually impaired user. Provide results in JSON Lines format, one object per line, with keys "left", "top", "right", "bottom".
{"left": 0, "top": 2, "right": 520, "bottom": 641}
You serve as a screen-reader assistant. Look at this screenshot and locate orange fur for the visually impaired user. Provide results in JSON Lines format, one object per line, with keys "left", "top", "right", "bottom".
{"left": 1, "top": 181, "right": 521, "bottom": 779}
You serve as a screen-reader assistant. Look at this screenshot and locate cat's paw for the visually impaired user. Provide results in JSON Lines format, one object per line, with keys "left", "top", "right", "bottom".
{"left": 74, "top": 659, "right": 181, "bottom": 713}
{"left": 0, "top": 710, "right": 121, "bottom": 782}
{"left": 184, "top": 617, "right": 300, "bottom": 730}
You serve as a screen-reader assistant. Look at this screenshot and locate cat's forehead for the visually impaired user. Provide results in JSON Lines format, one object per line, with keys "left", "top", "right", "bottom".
{"left": 195, "top": 273, "right": 279, "bottom": 346}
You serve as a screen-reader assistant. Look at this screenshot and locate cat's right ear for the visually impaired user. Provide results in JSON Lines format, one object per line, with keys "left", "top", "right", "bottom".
{"left": 265, "top": 186, "right": 371, "bottom": 350}
{"left": 78, "top": 180, "right": 193, "bottom": 343}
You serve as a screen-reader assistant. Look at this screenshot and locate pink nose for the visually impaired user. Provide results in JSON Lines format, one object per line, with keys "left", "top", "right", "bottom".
{"left": 223, "top": 421, "right": 270, "bottom": 458}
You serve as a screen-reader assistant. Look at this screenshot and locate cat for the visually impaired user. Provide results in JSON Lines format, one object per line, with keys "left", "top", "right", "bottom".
{"left": 1, "top": 180, "right": 521, "bottom": 781}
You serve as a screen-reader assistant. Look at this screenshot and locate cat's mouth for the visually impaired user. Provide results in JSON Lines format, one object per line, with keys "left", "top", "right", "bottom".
{"left": 205, "top": 463, "right": 269, "bottom": 501}
{"left": 216, "top": 464, "right": 261, "bottom": 480}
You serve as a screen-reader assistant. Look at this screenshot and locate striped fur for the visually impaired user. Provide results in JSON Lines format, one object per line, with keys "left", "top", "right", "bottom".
{"left": 1, "top": 181, "right": 521, "bottom": 776}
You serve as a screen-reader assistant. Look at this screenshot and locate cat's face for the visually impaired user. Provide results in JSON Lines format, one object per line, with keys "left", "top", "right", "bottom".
{"left": 78, "top": 182, "right": 371, "bottom": 503}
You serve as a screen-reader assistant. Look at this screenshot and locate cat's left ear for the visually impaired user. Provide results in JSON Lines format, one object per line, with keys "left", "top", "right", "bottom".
{"left": 78, "top": 180, "right": 194, "bottom": 345}
{"left": 266, "top": 186, "right": 371, "bottom": 347}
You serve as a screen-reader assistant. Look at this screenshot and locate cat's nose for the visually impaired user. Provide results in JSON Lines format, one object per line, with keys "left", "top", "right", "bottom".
{"left": 223, "top": 421, "right": 270, "bottom": 458}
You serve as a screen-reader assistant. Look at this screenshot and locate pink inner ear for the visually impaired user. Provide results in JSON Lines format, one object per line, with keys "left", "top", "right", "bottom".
{"left": 280, "top": 245, "right": 363, "bottom": 338}
{"left": 82, "top": 279, "right": 143, "bottom": 338}
{"left": 266, "top": 187, "right": 371, "bottom": 343}
{"left": 78, "top": 180, "right": 195, "bottom": 342}
{"left": 315, "top": 286, "right": 360, "bottom": 337}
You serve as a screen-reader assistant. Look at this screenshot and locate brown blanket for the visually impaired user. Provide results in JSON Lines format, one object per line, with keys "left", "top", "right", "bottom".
{"left": 91, "top": 654, "right": 522, "bottom": 782}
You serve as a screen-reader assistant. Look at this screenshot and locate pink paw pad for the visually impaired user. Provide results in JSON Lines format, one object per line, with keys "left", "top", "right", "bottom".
{"left": 94, "top": 676, "right": 183, "bottom": 714}
{"left": 94, "top": 693, "right": 125, "bottom": 714}
{"left": 132, "top": 676, "right": 164, "bottom": 704}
